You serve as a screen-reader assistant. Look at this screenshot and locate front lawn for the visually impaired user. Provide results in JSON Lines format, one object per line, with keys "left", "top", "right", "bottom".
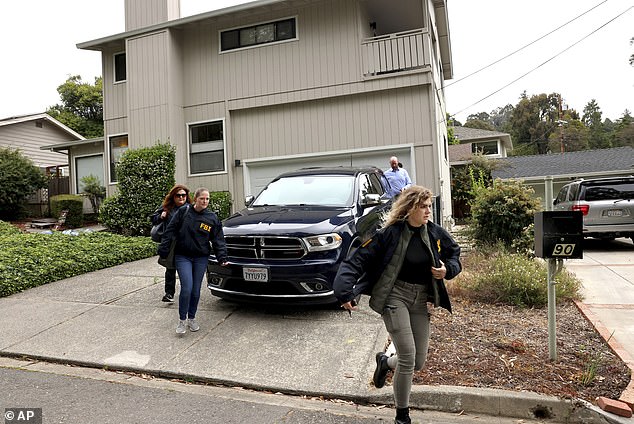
{"left": 0, "top": 220, "right": 157, "bottom": 298}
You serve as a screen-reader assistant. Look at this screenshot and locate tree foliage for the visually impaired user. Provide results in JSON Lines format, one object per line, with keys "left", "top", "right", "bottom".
{"left": 0, "top": 147, "right": 47, "bottom": 220}
{"left": 508, "top": 92, "right": 560, "bottom": 155}
{"left": 469, "top": 179, "right": 541, "bottom": 248}
{"left": 450, "top": 92, "right": 632, "bottom": 156}
{"left": 99, "top": 143, "right": 176, "bottom": 236}
{"left": 46, "top": 75, "right": 103, "bottom": 138}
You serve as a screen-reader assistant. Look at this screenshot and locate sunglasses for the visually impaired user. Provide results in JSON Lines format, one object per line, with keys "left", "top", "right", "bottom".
{"left": 175, "top": 193, "right": 188, "bottom": 198}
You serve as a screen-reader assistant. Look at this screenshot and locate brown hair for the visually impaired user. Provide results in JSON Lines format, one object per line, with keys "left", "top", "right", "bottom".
{"left": 382, "top": 185, "right": 433, "bottom": 228}
{"left": 162, "top": 184, "right": 191, "bottom": 213}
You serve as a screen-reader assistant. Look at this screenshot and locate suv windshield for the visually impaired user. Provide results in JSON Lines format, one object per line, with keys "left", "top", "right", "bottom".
{"left": 253, "top": 175, "right": 355, "bottom": 207}
{"left": 584, "top": 182, "right": 634, "bottom": 201}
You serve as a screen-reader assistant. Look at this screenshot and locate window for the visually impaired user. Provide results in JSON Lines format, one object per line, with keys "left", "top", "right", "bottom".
{"left": 109, "top": 134, "right": 128, "bottom": 183}
{"left": 114, "top": 52, "right": 126, "bottom": 82}
{"left": 189, "top": 120, "right": 225, "bottom": 175}
{"left": 471, "top": 141, "right": 499, "bottom": 156}
{"left": 75, "top": 155, "right": 104, "bottom": 193}
{"left": 221, "top": 18, "right": 296, "bottom": 52}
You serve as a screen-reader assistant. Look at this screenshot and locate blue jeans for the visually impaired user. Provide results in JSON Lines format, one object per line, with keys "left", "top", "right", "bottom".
{"left": 175, "top": 255, "right": 208, "bottom": 321}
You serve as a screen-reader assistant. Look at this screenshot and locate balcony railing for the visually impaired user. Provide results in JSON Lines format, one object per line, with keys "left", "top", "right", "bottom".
{"left": 361, "top": 29, "right": 430, "bottom": 77}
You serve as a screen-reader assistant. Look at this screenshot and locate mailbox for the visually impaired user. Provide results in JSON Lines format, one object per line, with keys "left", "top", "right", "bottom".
{"left": 534, "top": 211, "right": 583, "bottom": 259}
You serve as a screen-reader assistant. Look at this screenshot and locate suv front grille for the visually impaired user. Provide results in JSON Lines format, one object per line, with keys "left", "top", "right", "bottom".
{"left": 225, "top": 236, "right": 306, "bottom": 260}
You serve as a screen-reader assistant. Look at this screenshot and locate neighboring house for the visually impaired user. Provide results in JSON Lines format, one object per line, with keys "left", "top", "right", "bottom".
{"left": 74, "top": 0, "right": 456, "bottom": 226}
{"left": 448, "top": 126, "right": 513, "bottom": 164}
{"left": 0, "top": 113, "right": 84, "bottom": 173}
{"left": 492, "top": 146, "right": 634, "bottom": 205}
{"left": 41, "top": 137, "right": 106, "bottom": 197}
{"left": 448, "top": 126, "right": 513, "bottom": 219}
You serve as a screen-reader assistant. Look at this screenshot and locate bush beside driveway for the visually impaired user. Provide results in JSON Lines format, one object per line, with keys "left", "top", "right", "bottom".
{"left": 0, "top": 220, "right": 156, "bottom": 298}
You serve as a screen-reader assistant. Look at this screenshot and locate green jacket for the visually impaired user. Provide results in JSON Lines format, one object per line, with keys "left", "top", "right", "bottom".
{"left": 334, "top": 221, "right": 462, "bottom": 314}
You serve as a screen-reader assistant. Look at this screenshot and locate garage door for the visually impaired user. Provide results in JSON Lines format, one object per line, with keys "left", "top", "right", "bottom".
{"left": 244, "top": 147, "right": 412, "bottom": 197}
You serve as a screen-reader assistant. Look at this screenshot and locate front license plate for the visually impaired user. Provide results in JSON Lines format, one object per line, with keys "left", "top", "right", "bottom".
{"left": 605, "top": 209, "right": 623, "bottom": 217}
{"left": 243, "top": 267, "right": 269, "bottom": 282}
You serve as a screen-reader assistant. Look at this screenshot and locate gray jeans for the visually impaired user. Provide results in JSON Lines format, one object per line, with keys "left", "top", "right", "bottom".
{"left": 381, "top": 280, "right": 430, "bottom": 408}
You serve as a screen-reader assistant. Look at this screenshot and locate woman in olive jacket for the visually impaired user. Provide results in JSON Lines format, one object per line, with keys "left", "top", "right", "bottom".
{"left": 334, "top": 185, "right": 461, "bottom": 424}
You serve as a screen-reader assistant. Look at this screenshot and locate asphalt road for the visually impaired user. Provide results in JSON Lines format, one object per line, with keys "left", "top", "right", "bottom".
{"left": 0, "top": 359, "right": 544, "bottom": 424}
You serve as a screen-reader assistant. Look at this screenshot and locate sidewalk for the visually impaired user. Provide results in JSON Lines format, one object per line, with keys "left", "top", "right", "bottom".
{"left": 0, "top": 254, "right": 631, "bottom": 423}
{"left": 566, "top": 237, "right": 634, "bottom": 411}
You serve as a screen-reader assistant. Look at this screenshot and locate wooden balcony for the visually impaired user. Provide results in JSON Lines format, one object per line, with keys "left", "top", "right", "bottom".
{"left": 361, "top": 29, "right": 431, "bottom": 77}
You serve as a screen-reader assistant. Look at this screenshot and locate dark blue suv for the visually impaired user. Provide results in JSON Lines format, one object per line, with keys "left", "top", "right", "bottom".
{"left": 207, "top": 167, "right": 391, "bottom": 305}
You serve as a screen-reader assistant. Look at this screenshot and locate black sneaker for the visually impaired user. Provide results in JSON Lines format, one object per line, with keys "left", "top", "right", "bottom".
{"left": 373, "top": 352, "right": 390, "bottom": 388}
{"left": 162, "top": 293, "right": 174, "bottom": 302}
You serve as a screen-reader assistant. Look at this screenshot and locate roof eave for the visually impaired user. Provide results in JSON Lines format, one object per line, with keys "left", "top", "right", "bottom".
{"left": 77, "top": 0, "right": 287, "bottom": 51}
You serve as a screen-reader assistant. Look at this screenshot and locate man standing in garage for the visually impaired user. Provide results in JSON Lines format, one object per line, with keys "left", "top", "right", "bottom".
{"left": 383, "top": 156, "right": 412, "bottom": 198}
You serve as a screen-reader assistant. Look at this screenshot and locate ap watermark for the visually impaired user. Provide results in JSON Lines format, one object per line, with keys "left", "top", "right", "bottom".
{"left": 4, "top": 408, "right": 42, "bottom": 424}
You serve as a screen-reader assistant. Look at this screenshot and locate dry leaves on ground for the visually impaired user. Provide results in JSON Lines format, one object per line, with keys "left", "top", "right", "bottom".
{"left": 411, "top": 296, "right": 630, "bottom": 403}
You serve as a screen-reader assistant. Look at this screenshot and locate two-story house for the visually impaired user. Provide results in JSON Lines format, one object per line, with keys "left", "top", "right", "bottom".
{"left": 73, "top": 0, "right": 455, "bottom": 224}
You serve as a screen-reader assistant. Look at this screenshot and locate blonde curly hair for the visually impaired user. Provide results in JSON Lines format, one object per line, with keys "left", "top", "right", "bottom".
{"left": 382, "top": 185, "right": 433, "bottom": 228}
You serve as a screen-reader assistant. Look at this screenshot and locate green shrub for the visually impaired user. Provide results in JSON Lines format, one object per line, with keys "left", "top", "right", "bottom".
{"left": 0, "top": 147, "right": 48, "bottom": 220}
{"left": 0, "top": 231, "right": 156, "bottom": 298}
{"left": 209, "top": 191, "right": 232, "bottom": 220}
{"left": 50, "top": 194, "right": 84, "bottom": 228}
{"left": 470, "top": 179, "right": 541, "bottom": 249}
{"left": 0, "top": 220, "right": 21, "bottom": 236}
{"left": 99, "top": 143, "right": 176, "bottom": 236}
{"left": 456, "top": 245, "right": 581, "bottom": 308}
{"left": 80, "top": 174, "right": 106, "bottom": 214}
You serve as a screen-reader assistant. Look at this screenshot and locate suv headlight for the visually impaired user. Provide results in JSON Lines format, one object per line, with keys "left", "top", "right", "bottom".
{"left": 303, "top": 233, "right": 343, "bottom": 252}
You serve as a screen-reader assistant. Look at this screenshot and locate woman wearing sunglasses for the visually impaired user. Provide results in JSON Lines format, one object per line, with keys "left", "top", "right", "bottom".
{"left": 151, "top": 185, "right": 192, "bottom": 302}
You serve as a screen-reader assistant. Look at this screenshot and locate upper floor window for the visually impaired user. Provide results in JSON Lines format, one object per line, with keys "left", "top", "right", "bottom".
{"left": 188, "top": 120, "right": 225, "bottom": 175}
{"left": 471, "top": 140, "right": 498, "bottom": 156}
{"left": 220, "top": 17, "right": 296, "bottom": 52}
{"left": 109, "top": 134, "right": 128, "bottom": 183}
{"left": 114, "top": 52, "right": 126, "bottom": 83}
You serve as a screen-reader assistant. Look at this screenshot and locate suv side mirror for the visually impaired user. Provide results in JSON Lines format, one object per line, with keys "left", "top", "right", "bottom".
{"left": 361, "top": 193, "right": 381, "bottom": 206}
{"left": 245, "top": 195, "right": 255, "bottom": 207}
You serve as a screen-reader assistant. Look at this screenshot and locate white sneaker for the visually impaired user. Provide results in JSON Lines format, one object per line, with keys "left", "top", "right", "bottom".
{"left": 187, "top": 318, "right": 200, "bottom": 332}
{"left": 176, "top": 320, "right": 187, "bottom": 334}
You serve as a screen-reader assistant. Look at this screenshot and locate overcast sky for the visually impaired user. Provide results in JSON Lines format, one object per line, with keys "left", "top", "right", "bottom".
{"left": 1, "top": 0, "right": 632, "bottom": 124}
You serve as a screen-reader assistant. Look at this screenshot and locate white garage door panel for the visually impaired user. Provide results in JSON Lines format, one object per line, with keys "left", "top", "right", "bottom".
{"left": 245, "top": 148, "right": 411, "bottom": 198}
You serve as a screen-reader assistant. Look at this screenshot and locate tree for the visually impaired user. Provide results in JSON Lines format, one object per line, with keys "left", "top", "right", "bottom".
{"left": 508, "top": 92, "right": 560, "bottom": 155}
{"left": 80, "top": 174, "right": 106, "bottom": 214}
{"left": 489, "top": 104, "right": 514, "bottom": 132}
{"left": 582, "top": 100, "right": 609, "bottom": 149}
{"left": 0, "top": 147, "right": 48, "bottom": 220}
{"left": 611, "top": 110, "right": 634, "bottom": 147}
{"left": 463, "top": 119, "right": 495, "bottom": 131}
{"left": 46, "top": 76, "right": 103, "bottom": 138}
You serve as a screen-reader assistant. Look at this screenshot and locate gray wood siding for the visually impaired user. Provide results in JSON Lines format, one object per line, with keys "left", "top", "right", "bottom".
{"left": 127, "top": 31, "right": 171, "bottom": 147}
{"left": 102, "top": 46, "right": 127, "bottom": 121}
{"left": 0, "top": 121, "right": 72, "bottom": 168}
{"left": 125, "top": 0, "right": 179, "bottom": 31}
{"left": 181, "top": 0, "right": 360, "bottom": 107}
{"left": 231, "top": 85, "right": 432, "bottom": 162}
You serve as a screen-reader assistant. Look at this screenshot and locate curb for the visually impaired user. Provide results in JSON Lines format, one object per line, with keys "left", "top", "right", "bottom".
{"left": 1, "top": 352, "right": 627, "bottom": 424}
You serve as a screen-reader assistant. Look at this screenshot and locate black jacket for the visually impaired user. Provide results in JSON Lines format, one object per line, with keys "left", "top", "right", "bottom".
{"left": 158, "top": 205, "right": 228, "bottom": 262}
{"left": 333, "top": 220, "right": 461, "bottom": 313}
